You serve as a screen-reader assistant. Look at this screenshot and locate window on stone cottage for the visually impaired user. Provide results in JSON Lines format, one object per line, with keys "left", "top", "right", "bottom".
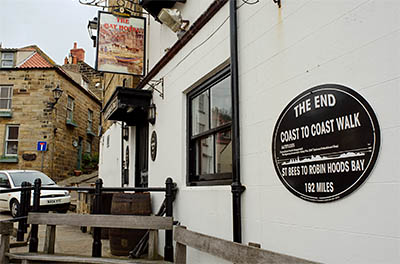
{"left": 187, "top": 67, "right": 232, "bottom": 186}
{"left": 88, "top": 109, "right": 93, "bottom": 132}
{"left": 5, "top": 125, "right": 19, "bottom": 156}
{"left": 1, "top": 52, "right": 14, "bottom": 68}
{"left": 0, "top": 86, "right": 13, "bottom": 110}
{"left": 67, "top": 96, "right": 74, "bottom": 122}
{"left": 85, "top": 140, "right": 92, "bottom": 154}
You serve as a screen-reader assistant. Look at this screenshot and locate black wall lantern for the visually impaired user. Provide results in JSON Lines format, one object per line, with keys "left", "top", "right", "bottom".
{"left": 87, "top": 17, "right": 98, "bottom": 47}
{"left": 273, "top": 0, "right": 281, "bottom": 8}
{"left": 48, "top": 85, "right": 63, "bottom": 109}
{"left": 148, "top": 103, "right": 156, "bottom": 125}
{"left": 122, "top": 123, "right": 129, "bottom": 141}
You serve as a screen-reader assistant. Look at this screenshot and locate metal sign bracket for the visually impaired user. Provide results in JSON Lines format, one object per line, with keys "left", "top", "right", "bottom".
{"left": 148, "top": 78, "right": 164, "bottom": 99}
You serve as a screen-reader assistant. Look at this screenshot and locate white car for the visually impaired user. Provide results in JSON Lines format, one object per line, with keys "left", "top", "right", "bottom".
{"left": 0, "top": 170, "right": 71, "bottom": 217}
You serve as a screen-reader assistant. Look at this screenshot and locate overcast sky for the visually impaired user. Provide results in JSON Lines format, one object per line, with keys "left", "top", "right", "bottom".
{"left": 0, "top": 0, "right": 101, "bottom": 67}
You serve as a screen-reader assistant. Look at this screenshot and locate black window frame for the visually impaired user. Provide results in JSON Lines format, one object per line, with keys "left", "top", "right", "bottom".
{"left": 187, "top": 67, "right": 232, "bottom": 186}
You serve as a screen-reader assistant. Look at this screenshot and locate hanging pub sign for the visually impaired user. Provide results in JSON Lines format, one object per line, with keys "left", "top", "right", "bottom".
{"left": 96, "top": 11, "right": 146, "bottom": 76}
{"left": 272, "top": 84, "right": 380, "bottom": 202}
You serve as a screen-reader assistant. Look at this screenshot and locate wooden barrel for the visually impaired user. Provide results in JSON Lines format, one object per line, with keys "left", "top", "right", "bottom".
{"left": 109, "top": 192, "right": 152, "bottom": 256}
{"left": 98, "top": 193, "right": 114, "bottom": 239}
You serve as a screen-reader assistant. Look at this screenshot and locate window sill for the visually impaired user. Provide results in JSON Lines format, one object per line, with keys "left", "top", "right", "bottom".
{"left": 66, "top": 119, "right": 78, "bottom": 127}
{"left": 86, "top": 130, "right": 96, "bottom": 137}
{"left": 0, "top": 156, "right": 18, "bottom": 163}
{"left": 0, "top": 111, "right": 12, "bottom": 118}
{"left": 187, "top": 177, "right": 232, "bottom": 187}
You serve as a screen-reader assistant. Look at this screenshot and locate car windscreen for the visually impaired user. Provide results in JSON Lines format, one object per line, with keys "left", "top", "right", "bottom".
{"left": 8, "top": 171, "right": 56, "bottom": 187}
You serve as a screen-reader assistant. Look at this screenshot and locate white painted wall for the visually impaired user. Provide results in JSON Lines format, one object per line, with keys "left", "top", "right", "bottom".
{"left": 136, "top": 0, "right": 400, "bottom": 263}
{"left": 99, "top": 122, "right": 122, "bottom": 187}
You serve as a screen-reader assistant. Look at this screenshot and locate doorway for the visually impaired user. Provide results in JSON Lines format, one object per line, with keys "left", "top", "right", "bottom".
{"left": 135, "top": 123, "right": 149, "bottom": 187}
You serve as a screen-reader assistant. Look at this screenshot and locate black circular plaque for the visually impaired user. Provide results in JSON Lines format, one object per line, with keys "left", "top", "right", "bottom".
{"left": 150, "top": 131, "right": 157, "bottom": 162}
{"left": 272, "top": 84, "right": 380, "bottom": 202}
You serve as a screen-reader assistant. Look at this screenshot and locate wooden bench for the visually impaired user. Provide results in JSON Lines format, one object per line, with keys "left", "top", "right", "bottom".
{"left": 0, "top": 212, "right": 173, "bottom": 264}
{"left": 174, "top": 226, "right": 319, "bottom": 264}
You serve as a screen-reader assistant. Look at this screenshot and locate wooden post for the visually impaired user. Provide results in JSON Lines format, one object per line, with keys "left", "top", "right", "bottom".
{"left": 174, "top": 226, "right": 187, "bottom": 264}
{"left": 0, "top": 222, "right": 13, "bottom": 264}
{"left": 148, "top": 230, "right": 158, "bottom": 260}
{"left": 29, "top": 178, "right": 41, "bottom": 253}
{"left": 44, "top": 225, "right": 56, "bottom": 254}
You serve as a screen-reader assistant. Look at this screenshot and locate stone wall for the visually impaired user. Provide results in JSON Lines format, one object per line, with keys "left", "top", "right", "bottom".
{"left": 62, "top": 62, "right": 103, "bottom": 100}
{"left": 0, "top": 68, "right": 101, "bottom": 181}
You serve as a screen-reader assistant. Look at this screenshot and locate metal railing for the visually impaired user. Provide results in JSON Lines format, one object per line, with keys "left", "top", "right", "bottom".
{"left": 0, "top": 177, "right": 177, "bottom": 262}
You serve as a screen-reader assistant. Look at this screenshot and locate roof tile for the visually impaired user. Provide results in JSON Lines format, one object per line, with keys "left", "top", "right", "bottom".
{"left": 19, "top": 52, "right": 53, "bottom": 68}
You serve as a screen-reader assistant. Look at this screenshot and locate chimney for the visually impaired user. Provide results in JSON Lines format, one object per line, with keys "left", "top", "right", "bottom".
{"left": 64, "top": 57, "right": 68, "bottom": 65}
{"left": 70, "top": 42, "right": 85, "bottom": 64}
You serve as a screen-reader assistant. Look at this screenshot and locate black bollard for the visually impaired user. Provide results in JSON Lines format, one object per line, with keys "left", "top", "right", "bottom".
{"left": 24, "top": 183, "right": 32, "bottom": 233}
{"left": 16, "top": 181, "right": 29, "bottom": 241}
{"left": 92, "top": 178, "right": 103, "bottom": 257}
{"left": 29, "top": 178, "right": 41, "bottom": 252}
{"left": 164, "top": 177, "right": 174, "bottom": 262}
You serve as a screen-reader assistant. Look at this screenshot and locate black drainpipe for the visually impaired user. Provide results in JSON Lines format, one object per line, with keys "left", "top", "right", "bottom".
{"left": 121, "top": 122, "right": 124, "bottom": 187}
{"left": 230, "top": 0, "right": 246, "bottom": 243}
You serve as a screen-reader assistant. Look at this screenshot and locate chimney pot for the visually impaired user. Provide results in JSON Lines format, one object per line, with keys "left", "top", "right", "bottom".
{"left": 74, "top": 42, "right": 77, "bottom": 49}
{"left": 64, "top": 57, "right": 68, "bottom": 65}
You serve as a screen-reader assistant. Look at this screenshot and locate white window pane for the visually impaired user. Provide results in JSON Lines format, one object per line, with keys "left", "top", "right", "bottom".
{"left": 0, "top": 88, "right": 9, "bottom": 97}
{"left": 196, "top": 135, "right": 214, "bottom": 175}
{"left": 216, "top": 130, "right": 232, "bottom": 173}
{"left": 67, "top": 110, "right": 73, "bottom": 120}
{"left": 192, "top": 90, "right": 209, "bottom": 136}
{"left": 2, "top": 53, "right": 13, "bottom": 60}
{"left": 86, "top": 141, "right": 91, "bottom": 153}
{"left": 6, "top": 141, "right": 18, "bottom": 155}
{"left": 0, "top": 99, "right": 9, "bottom": 109}
{"left": 211, "top": 77, "right": 232, "bottom": 129}
{"left": 1, "top": 61, "right": 13, "bottom": 67}
{"left": 67, "top": 97, "right": 74, "bottom": 109}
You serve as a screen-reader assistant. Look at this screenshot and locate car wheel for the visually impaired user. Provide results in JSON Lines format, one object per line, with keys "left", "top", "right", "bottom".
{"left": 56, "top": 208, "right": 68, "bottom": 214}
{"left": 10, "top": 199, "right": 20, "bottom": 218}
{"left": 56, "top": 204, "right": 70, "bottom": 214}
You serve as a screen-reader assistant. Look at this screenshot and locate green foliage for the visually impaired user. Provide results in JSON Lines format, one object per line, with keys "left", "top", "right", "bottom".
{"left": 82, "top": 153, "right": 92, "bottom": 167}
{"left": 82, "top": 152, "right": 99, "bottom": 173}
